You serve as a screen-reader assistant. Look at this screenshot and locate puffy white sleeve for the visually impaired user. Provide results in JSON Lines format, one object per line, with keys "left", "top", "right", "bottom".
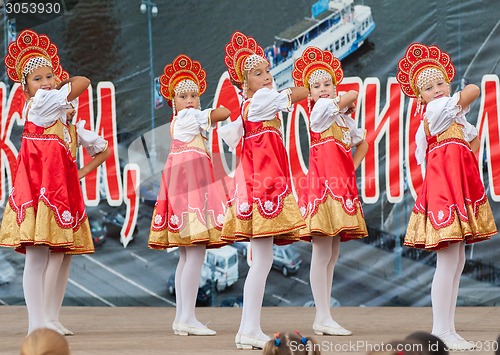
{"left": 76, "top": 121, "right": 108, "bottom": 157}
{"left": 218, "top": 116, "right": 244, "bottom": 152}
{"left": 414, "top": 122, "right": 427, "bottom": 165}
{"left": 172, "top": 108, "right": 202, "bottom": 142}
{"left": 340, "top": 113, "right": 366, "bottom": 146}
{"left": 193, "top": 108, "right": 214, "bottom": 131}
{"left": 426, "top": 92, "right": 476, "bottom": 141}
{"left": 452, "top": 93, "right": 477, "bottom": 142}
{"left": 310, "top": 98, "right": 339, "bottom": 133}
{"left": 29, "top": 83, "right": 77, "bottom": 127}
{"left": 247, "top": 88, "right": 293, "bottom": 122}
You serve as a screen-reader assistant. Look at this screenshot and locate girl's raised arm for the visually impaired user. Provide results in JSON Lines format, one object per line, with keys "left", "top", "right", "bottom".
{"left": 57, "top": 76, "right": 91, "bottom": 101}
{"left": 457, "top": 84, "right": 480, "bottom": 111}
{"left": 288, "top": 86, "right": 309, "bottom": 104}
{"left": 210, "top": 107, "right": 231, "bottom": 124}
{"left": 338, "top": 90, "right": 358, "bottom": 111}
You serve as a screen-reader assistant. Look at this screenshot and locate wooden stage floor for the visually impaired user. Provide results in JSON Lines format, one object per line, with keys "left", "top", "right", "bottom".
{"left": 1, "top": 306, "right": 498, "bottom": 354}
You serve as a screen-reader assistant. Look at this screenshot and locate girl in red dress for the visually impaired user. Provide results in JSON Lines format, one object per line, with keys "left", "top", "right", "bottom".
{"left": 219, "top": 31, "right": 308, "bottom": 350}
{"left": 397, "top": 43, "right": 497, "bottom": 350}
{"left": 292, "top": 47, "right": 368, "bottom": 337}
{"left": 148, "top": 54, "right": 230, "bottom": 336}
{"left": 0, "top": 29, "right": 109, "bottom": 335}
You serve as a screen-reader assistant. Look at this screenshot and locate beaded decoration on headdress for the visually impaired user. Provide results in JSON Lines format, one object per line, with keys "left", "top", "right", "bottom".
{"left": 292, "top": 46, "right": 343, "bottom": 90}
{"left": 224, "top": 31, "right": 268, "bottom": 92}
{"left": 4, "top": 29, "right": 69, "bottom": 87}
{"left": 159, "top": 54, "right": 207, "bottom": 114}
{"left": 307, "top": 69, "right": 333, "bottom": 87}
{"left": 415, "top": 67, "right": 447, "bottom": 91}
{"left": 173, "top": 79, "right": 199, "bottom": 96}
{"left": 396, "top": 42, "right": 455, "bottom": 99}
{"left": 292, "top": 46, "right": 343, "bottom": 112}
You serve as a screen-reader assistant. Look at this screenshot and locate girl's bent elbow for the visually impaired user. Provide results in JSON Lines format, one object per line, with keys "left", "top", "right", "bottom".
{"left": 102, "top": 148, "right": 111, "bottom": 160}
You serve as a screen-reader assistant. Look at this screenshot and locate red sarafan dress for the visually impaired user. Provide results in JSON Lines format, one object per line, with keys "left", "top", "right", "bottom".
{"left": 221, "top": 87, "right": 304, "bottom": 244}
{"left": 148, "top": 108, "right": 227, "bottom": 249}
{"left": 299, "top": 98, "right": 368, "bottom": 241}
{"left": 405, "top": 93, "right": 497, "bottom": 250}
{"left": 0, "top": 84, "right": 107, "bottom": 254}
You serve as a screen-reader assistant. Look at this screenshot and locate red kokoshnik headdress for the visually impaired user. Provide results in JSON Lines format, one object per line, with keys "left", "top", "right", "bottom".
{"left": 396, "top": 42, "right": 455, "bottom": 98}
{"left": 224, "top": 31, "right": 267, "bottom": 89}
{"left": 4, "top": 29, "right": 69, "bottom": 86}
{"left": 292, "top": 46, "right": 344, "bottom": 89}
{"left": 159, "top": 54, "right": 207, "bottom": 107}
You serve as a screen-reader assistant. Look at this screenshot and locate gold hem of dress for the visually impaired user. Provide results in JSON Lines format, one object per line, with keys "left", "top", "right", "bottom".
{"left": 0, "top": 202, "right": 94, "bottom": 254}
{"left": 300, "top": 195, "right": 367, "bottom": 241}
{"left": 404, "top": 202, "right": 497, "bottom": 251}
{"left": 221, "top": 194, "right": 305, "bottom": 245}
{"left": 148, "top": 208, "right": 226, "bottom": 249}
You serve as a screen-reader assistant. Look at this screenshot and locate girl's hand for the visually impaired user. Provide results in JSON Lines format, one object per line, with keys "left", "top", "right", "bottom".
{"left": 66, "top": 109, "right": 76, "bottom": 121}
{"left": 78, "top": 167, "right": 88, "bottom": 180}
{"left": 78, "top": 148, "right": 110, "bottom": 179}
{"left": 344, "top": 103, "right": 356, "bottom": 115}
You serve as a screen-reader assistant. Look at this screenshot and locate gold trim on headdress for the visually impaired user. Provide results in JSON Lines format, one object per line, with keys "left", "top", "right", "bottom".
{"left": 224, "top": 31, "right": 267, "bottom": 89}
{"left": 159, "top": 54, "right": 207, "bottom": 106}
{"left": 396, "top": 43, "right": 455, "bottom": 98}
{"left": 4, "top": 29, "right": 69, "bottom": 85}
{"left": 292, "top": 46, "right": 343, "bottom": 90}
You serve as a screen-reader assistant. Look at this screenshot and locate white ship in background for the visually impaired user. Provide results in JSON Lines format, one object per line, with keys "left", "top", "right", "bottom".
{"left": 266, "top": 0, "right": 375, "bottom": 90}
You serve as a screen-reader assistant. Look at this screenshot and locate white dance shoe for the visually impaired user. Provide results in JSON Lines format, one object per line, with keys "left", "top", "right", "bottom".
{"left": 176, "top": 323, "right": 216, "bottom": 336}
{"left": 313, "top": 322, "right": 352, "bottom": 336}
{"left": 47, "top": 321, "right": 73, "bottom": 336}
{"left": 172, "top": 321, "right": 179, "bottom": 335}
{"left": 443, "top": 338, "right": 476, "bottom": 351}
{"left": 236, "top": 333, "right": 269, "bottom": 350}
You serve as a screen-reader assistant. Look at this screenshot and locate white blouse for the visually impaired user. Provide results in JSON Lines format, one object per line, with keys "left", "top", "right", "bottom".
{"left": 247, "top": 87, "right": 293, "bottom": 122}
{"left": 172, "top": 108, "right": 211, "bottom": 142}
{"left": 75, "top": 121, "right": 108, "bottom": 157}
{"left": 24, "top": 84, "right": 107, "bottom": 157}
{"left": 311, "top": 98, "right": 365, "bottom": 146}
{"left": 415, "top": 92, "right": 477, "bottom": 165}
{"left": 24, "top": 83, "right": 76, "bottom": 126}
{"left": 219, "top": 88, "right": 293, "bottom": 151}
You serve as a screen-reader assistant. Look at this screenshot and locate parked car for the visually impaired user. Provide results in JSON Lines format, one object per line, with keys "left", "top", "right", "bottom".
{"left": 0, "top": 252, "right": 15, "bottom": 285}
{"left": 166, "top": 273, "right": 211, "bottom": 306}
{"left": 103, "top": 210, "right": 139, "bottom": 243}
{"left": 230, "top": 241, "right": 249, "bottom": 257}
{"left": 88, "top": 210, "right": 107, "bottom": 247}
{"left": 219, "top": 295, "right": 243, "bottom": 307}
{"left": 272, "top": 245, "right": 302, "bottom": 277}
{"left": 201, "top": 246, "right": 239, "bottom": 292}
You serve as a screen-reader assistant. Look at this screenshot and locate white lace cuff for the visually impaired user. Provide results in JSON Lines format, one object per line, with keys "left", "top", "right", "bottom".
{"left": 76, "top": 121, "right": 108, "bottom": 157}
{"left": 219, "top": 117, "right": 244, "bottom": 152}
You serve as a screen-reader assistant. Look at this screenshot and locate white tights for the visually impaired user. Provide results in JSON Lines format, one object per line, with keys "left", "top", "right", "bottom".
{"left": 23, "top": 247, "right": 72, "bottom": 334}
{"left": 310, "top": 236, "right": 341, "bottom": 326}
{"left": 174, "top": 245, "right": 206, "bottom": 327}
{"left": 24, "top": 247, "right": 50, "bottom": 334}
{"left": 238, "top": 237, "right": 273, "bottom": 340}
{"left": 431, "top": 242, "right": 466, "bottom": 342}
{"left": 44, "top": 253, "right": 72, "bottom": 325}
